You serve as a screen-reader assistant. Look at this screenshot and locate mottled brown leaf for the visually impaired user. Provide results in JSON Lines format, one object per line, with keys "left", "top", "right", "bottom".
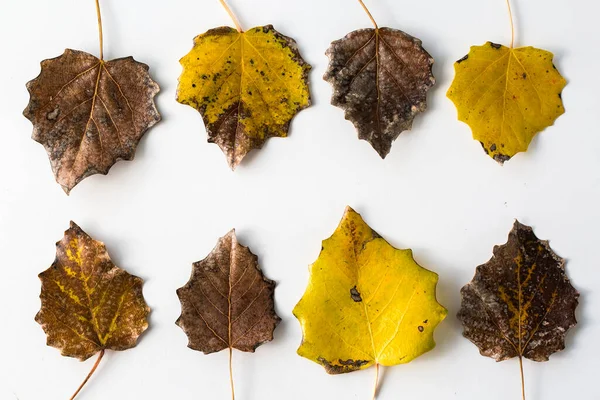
{"left": 35, "top": 221, "right": 150, "bottom": 361}
{"left": 176, "top": 229, "right": 280, "bottom": 354}
{"left": 324, "top": 28, "right": 435, "bottom": 158}
{"left": 24, "top": 49, "right": 161, "bottom": 194}
{"left": 458, "top": 221, "right": 579, "bottom": 362}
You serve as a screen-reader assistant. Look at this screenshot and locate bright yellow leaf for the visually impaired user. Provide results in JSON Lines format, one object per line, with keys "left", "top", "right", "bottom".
{"left": 447, "top": 42, "right": 566, "bottom": 164}
{"left": 177, "top": 26, "right": 311, "bottom": 168}
{"left": 293, "top": 207, "right": 447, "bottom": 374}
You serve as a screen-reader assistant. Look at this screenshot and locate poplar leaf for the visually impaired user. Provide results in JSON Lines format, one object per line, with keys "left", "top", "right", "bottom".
{"left": 176, "top": 230, "right": 280, "bottom": 354}
{"left": 24, "top": 49, "right": 161, "bottom": 194}
{"left": 293, "top": 207, "right": 447, "bottom": 375}
{"left": 177, "top": 26, "right": 311, "bottom": 169}
{"left": 458, "top": 221, "right": 579, "bottom": 362}
{"left": 324, "top": 28, "right": 435, "bottom": 158}
{"left": 35, "top": 222, "right": 149, "bottom": 361}
{"left": 447, "top": 42, "right": 566, "bottom": 164}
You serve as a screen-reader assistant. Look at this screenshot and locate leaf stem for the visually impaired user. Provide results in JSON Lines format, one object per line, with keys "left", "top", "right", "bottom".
{"left": 69, "top": 349, "right": 105, "bottom": 400}
{"left": 371, "top": 363, "right": 380, "bottom": 400}
{"left": 519, "top": 356, "right": 526, "bottom": 400}
{"left": 94, "top": 0, "right": 104, "bottom": 60}
{"left": 358, "top": 0, "right": 378, "bottom": 29}
{"left": 229, "top": 347, "right": 236, "bottom": 400}
{"left": 506, "top": 0, "right": 515, "bottom": 48}
{"left": 219, "top": 0, "right": 243, "bottom": 33}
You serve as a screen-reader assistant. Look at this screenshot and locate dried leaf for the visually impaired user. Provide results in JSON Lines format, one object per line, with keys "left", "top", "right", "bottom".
{"left": 324, "top": 28, "right": 435, "bottom": 158}
{"left": 24, "top": 49, "right": 161, "bottom": 193}
{"left": 293, "top": 207, "right": 447, "bottom": 375}
{"left": 176, "top": 230, "right": 280, "bottom": 354}
{"left": 458, "top": 221, "right": 579, "bottom": 362}
{"left": 447, "top": 42, "right": 566, "bottom": 164}
{"left": 176, "top": 26, "right": 311, "bottom": 169}
{"left": 35, "top": 221, "right": 150, "bottom": 361}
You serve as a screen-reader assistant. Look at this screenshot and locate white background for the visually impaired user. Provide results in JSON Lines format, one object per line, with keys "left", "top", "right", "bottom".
{"left": 0, "top": 0, "right": 597, "bottom": 399}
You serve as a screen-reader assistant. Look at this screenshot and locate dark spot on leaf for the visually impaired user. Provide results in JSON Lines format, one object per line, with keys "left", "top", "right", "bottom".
{"left": 490, "top": 42, "right": 502, "bottom": 49}
{"left": 418, "top": 326, "right": 424, "bottom": 332}
{"left": 350, "top": 286, "right": 362, "bottom": 302}
{"left": 457, "top": 54, "right": 469, "bottom": 63}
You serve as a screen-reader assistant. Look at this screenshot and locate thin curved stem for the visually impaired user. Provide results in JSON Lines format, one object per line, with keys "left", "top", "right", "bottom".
{"left": 506, "top": 0, "right": 515, "bottom": 48}
{"left": 519, "top": 356, "right": 526, "bottom": 400}
{"left": 229, "top": 347, "right": 236, "bottom": 400}
{"left": 371, "top": 363, "right": 380, "bottom": 400}
{"left": 358, "top": 0, "right": 378, "bottom": 29}
{"left": 69, "top": 349, "right": 105, "bottom": 400}
{"left": 94, "top": 0, "right": 104, "bottom": 60}
{"left": 219, "top": 0, "right": 243, "bottom": 33}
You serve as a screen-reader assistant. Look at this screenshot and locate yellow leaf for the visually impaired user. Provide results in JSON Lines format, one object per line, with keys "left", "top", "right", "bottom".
{"left": 293, "top": 207, "right": 447, "bottom": 374}
{"left": 447, "top": 42, "right": 566, "bottom": 164}
{"left": 177, "top": 26, "right": 311, "bottom": 169}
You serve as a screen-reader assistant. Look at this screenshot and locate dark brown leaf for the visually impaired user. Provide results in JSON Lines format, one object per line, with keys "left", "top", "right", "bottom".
{"left": 176, "top": 230, "right": 280, "bottom": 354}
{"left": 458, "top": 221, "right": 579, "bottom": 362}
{"left": 324, "top": 28, "right": 435, "bottom": 158}
{"left": 35, "top": 221, "right": 150, "bottom": 361}
{"left": 24, "top": 49, "right": 161, "bottom": 194}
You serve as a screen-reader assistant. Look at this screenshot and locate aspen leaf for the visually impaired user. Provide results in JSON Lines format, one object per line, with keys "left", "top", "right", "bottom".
{"left": 324, "top": 9, "right": 435, "bottom": 158}
{"left": 176, "top": 25, "right": 311, "bottom": 169}
{"left": 293, "top": 207, "right": 447, "bottom": 378}
{"left": 24, "top": 50, "right": 161, "bottom": 194}
{"left": 36, "top": 222, "right": 149, "bottom": 398}
{"left": 447, "top": 42, "right": 566, "bottom": 164}
{"left": 458, "top": 221, "right": 579, "bottom": 397}
{"left": 176, "top": 230, "right": 280, "bottom": 397}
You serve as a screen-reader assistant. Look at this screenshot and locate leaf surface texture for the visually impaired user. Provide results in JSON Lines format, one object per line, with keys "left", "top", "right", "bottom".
{"left": 294, "top": 207, "right": 446, "bottom": 374}
{"left": 177, "top": 26, "right": 311, "bottom": 168}
{"left": 447, "top": 42, "right": 566, "bottom": 163}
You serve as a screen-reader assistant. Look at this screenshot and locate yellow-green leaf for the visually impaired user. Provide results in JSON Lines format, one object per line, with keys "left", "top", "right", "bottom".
{"left": 447, "top": 42, "right": 566, "bottom": 164}
{"left": 293, "top": 207, "right": 447, "bottom": 375}
{"left": 177, "top": 25, "right": 311, "bottom": 169}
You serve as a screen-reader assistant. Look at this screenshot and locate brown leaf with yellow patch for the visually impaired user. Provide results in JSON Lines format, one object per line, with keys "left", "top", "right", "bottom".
{"left": 35, "top": 222, "right": 149, "bottom": 396}
{"left": 24, "top": 49, "right": 161, "bottom": 194}
{"left": 458, "top": 221, "right": 579, "bottom": 397}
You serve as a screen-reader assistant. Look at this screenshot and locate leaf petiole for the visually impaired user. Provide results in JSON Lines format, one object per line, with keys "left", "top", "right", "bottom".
{"left": 506, "top": 0, "right": 515, "bottom": 48}
{"left": 519, "top": 356, "right": 526, "bottom": 400}
{"left": 372, "top": 363, "right": 380, "bottom": 400}
{"left": 69, "top": 349, "right": 105, "bottom": 400}
{"left": 219, "top": 0, "right": 243, "bottom": 33}
{"left": 358, "top": 0, "right": 378, "bottom": 29}
{"left": 94, "top": 0, "right": 104, "bottom": 60}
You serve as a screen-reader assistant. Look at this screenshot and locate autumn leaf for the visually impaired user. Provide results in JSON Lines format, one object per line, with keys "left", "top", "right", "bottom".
{"left": 23, "top": 0, "right": 160, "bottom": 194}
{"left": 446, "top": 0, "right": 566, "bottom": 164}
{"left": 176, "top": 229, "right": 280, "bottom": 399}
{"left": 324, "top": 1, "right": 435, "bottom": 158}
{"left": 36, "top": 221, "right": 150, "bottom": 399}
{"left": 293, "top": 207, "right": 446, "bottom": 397}
{"left": 458, "top": 221, "right": 579, "bottom": 398}
{"left": 176, "top": 23, "right": 311, "bottom": 169}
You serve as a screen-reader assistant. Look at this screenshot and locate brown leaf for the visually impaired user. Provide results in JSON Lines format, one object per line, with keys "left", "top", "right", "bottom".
{"left": 458, "top": 221, "right": 579, "bottom": 362}
{"left": 24, "top": 49, "right": 161, "bottom": 194}
{"left": 324, "top": 28, "right": 435, "bottom": 158}
{"left": 35, "top": 221, "right": 150, "bottom": 361}
{"left": 176, "top": 230, "right": 280, "bottom": 354}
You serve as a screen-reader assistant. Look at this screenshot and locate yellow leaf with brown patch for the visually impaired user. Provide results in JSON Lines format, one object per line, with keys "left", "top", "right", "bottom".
{"left": 293, "top": 207, "right": 446, "bottom": 377}
{"left": 447, "top": 42, "right": 566, "bottom": 164}
{"left": 176, "top": 25, "right": 311, "bottom": 169}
